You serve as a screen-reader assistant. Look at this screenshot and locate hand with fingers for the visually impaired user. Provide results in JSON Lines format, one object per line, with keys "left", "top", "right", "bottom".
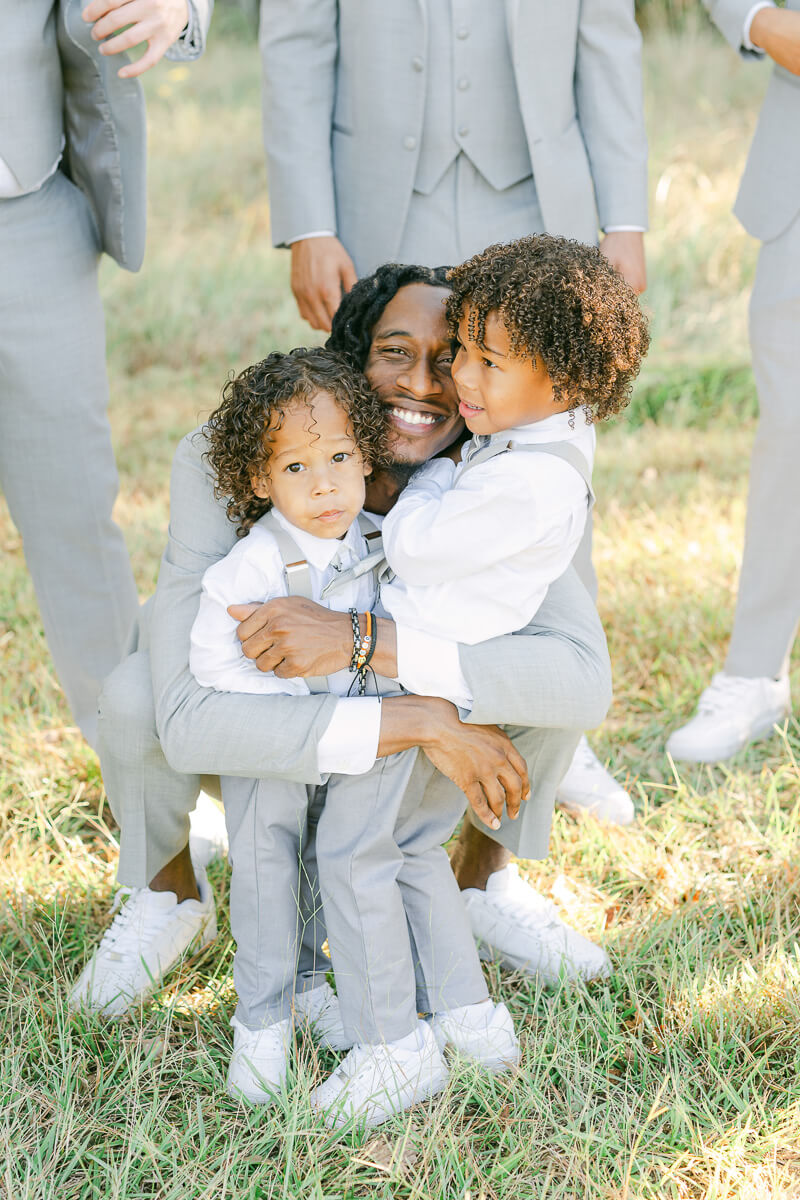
{"left": 290, "top": 237, "right": 358, "bottom": 332}
{"left": 82, "top": 0, "right": 190, "bottom": 78}
{"left": 228, "top": 596, "right": 354, "bottom": 679}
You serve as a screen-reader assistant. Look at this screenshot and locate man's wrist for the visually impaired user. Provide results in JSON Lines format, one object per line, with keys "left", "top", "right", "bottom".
{"left": 745, "top": 2, "right": 776, "bottom": 52}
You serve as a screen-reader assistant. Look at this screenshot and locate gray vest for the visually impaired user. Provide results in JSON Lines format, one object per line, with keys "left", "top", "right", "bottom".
{"left": 415, "top": 0, "right": 533, "bottom": 195}
{"left": 0, "top": 0, "right": 65, "bottom": 192}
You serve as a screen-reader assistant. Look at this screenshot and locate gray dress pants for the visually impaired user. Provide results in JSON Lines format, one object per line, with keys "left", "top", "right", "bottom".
{"left": 224, "top": 748, "right": 487, "bottom": 1042}
{"left": 0, "top": 171, "right": 138, "bottom": 745}
{"left": 725, "top": 209, "right": 800, "bottom": 680}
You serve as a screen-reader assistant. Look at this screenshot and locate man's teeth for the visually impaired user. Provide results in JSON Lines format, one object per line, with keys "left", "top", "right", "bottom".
{"left": 391, "top": 407, "right": 438, "bottom": 427}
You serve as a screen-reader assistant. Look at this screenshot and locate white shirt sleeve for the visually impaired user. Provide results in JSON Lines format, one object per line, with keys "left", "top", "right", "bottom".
{"left": 316, "top": 698, "right": 382, "bottom": 774}
{"left": 189, "top": 531, "right": 309, "bottom": 696}
{"left": 395, "top": 624, "right": 473, "bottom": 711}
{"left": 743, "top": 2, "right": 774, "bottom": 50}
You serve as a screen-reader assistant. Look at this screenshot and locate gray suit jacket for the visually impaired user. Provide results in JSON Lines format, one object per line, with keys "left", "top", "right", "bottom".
{"left": 261, "top": 0, "right": 649, "bottom": 262}
{"left": 150, "top": 432, "right": 612, "bottom": 789}
{"left": 56, "top": 0, "right": 213, "bottom": 269}
{"left": 705, "top": 0, "right": 800, "bottom": 241}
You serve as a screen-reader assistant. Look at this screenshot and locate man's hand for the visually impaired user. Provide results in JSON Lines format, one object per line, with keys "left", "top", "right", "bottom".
{"left": 600, "top": 231, "right": 647, "bottom": 294}
{"left": 228, "top": 597, "right": 353, "bottom": 678}
{"left": 82, "top": 0, "right": 189, "bottom": 79}
{"left": 290, "top": 237, "right": 358, "bottom": 332}
{"left": 415, "top": 699, "right": 529, "bottom": 833}
{"left": 750, "top": 6, "right": 800, "bottom": 75}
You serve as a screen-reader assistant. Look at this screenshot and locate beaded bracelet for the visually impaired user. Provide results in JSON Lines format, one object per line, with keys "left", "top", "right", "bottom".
{"left": 347, "top": 609, "right": 378, "bottom": 695}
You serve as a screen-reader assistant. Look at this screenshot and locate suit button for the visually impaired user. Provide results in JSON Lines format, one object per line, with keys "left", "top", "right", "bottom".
{"left": 411, "top": 56, "right": 424, "bottom": 72}
{"left": 404, "top": 136, "right": 418, "bottom": 150}
{"left": 457, "top": 77, "right": 470, "bottom": 91}
{"left": 458, "top": 125, "right": 470, "bottom": 137}
{"left": 456, "top": 25, "right": 469, "bottom": 38}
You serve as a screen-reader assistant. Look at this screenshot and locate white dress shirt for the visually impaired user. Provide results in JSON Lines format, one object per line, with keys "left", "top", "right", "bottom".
{"left": 380, "top": 409, "right": 595, "bottom": 648}
{"left": 189, "top": 508, "right": 382, "bottom": 775}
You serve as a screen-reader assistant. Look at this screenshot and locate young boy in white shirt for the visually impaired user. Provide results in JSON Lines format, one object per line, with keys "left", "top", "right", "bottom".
{"left": 190, "top": 348, "right": 517, "bottom": 1128}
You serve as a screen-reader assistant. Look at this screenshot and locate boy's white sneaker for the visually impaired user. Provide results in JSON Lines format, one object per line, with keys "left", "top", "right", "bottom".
{"left": 666, "top": 672, "right": 791, "bottom": 763}
{"left": 293, "top": 981, "right": 352, "bottom": 1051}
{"left": 227, "top": 1014, "right": 292, "bottom": 1104}
{"left": 188, "top": 790, "right": 229, "bottom": 869}
{"left": 69, "top": 870, "right": 217, "bottom": 1018}
{"left": 556, "top": 736, "right": 635, "bottom": 825}
{"left": 463, "top": 864, "right": 610, "bottom": 983}
{"left": 309, "top": 1021, "right": 448, "bottom": 1129}
{"left": 430, "top": 998, "right": 520, "bottom": 1073}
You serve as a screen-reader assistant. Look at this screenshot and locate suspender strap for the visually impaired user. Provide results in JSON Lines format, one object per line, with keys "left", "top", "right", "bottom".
{"left": 258, "top": 511, "right": 328, "bottom": 692}
{"left": 458, "top": 438, "right": 595, "bottom": 509}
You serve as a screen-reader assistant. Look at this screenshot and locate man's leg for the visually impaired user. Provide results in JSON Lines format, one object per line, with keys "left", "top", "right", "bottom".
{"left": 667, "top": 214, "right": 800, "bottom": 762}
{"left": 0, "top": 172, "right": 138, "bottom": 747}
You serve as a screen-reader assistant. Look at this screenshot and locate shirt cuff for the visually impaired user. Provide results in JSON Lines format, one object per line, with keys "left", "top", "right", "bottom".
{"left": 316, "top": 697, "right": 382, "bottom": 775}
{"left": 287, "top": 230, "right": 337, "bottom": 244}
{"left": 743, "top": 2, "right": 775, "bottom": 50}
{"left": 395, "top": 624, "right": 473, "bottom": 711}
{"left": 603, "top": 226, "right": 646, "bottom": 234}
{"left": 166, "top": 2, "right": 203, "bottom": 60}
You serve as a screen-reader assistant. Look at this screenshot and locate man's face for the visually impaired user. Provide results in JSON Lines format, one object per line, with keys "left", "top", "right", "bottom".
{"left": 364, "top": 283, "right": 464, "bottom": 465}
{"left": 251, "top": 391, "right": 370, "bottom": 539}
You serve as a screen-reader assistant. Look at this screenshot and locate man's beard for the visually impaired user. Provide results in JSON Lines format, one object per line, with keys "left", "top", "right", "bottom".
{"left": 381, "top": 460, "right": 419, "bottom": 490}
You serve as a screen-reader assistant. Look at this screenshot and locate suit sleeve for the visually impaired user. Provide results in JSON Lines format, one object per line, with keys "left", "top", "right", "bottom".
{"left": 702, "top": 0, "right": 768, "bottom": 55}
{"left": 457, "top": 567, "right": 613, "bottom": 732}
{"left": 167, "top": 0, "right": 214, "bottom": 60}
{"left": 259, "top": 0, "right": 339, "bottom": 245}
{"left": 150, "top": 432, "right": 339, "bottom": 783}
{"left": 574, "top": 0, "right": 649, "bottom": 231}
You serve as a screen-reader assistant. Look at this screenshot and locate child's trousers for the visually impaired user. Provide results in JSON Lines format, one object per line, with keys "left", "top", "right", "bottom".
{"left": 222, "top": 748, "right": 488, "bottom": 1043}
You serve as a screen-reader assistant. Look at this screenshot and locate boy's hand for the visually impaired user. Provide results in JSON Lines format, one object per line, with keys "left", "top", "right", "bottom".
{"left": 82, "top": 0, "right": 189, "bottom": 78}
{"left": 600, "top": 231, "right": 647, "bottom": 294}
{"left": 750, "top": 6, "right": 800, "bottom": 75}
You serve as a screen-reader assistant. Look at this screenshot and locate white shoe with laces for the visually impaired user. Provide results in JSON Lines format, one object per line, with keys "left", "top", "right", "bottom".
{"left": 188, "top": 790, "right": 229, "bottom": 869}
{"left": 556, "top": 736, "right": 635, "bottom": 825}
{"left": 309, "top": 1021, "right": 448, "bottom": 1129}
{"left": 69, "top": 870, "right": 217, "bottom": 1018}
{"left": 463, "top": 864, "right": 610, "bottom": 983}
{"left": 430, "top": 998, "right": 519, "bottom": 1073}
{"left": 227, "top": 1014, "right": 292, "bottom": 1104}
{"left": 293, "top": 981, "right": 352, "bottom": 1051}
{"left": 666, "top": 672, "right": 791, "bottom": 763}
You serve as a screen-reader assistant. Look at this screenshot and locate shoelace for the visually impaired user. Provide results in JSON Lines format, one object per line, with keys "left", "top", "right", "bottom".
{"left": 572, "top": 740, "right": 606, "bottom": 773}
{"left": 697, "top": 675, "right": 756, "bottom": 715}
{"left": 489, "top": 879, "right": 560, "bottom": 927}
{"left": 96, "top": 889, "right": 173, "bottom": 963}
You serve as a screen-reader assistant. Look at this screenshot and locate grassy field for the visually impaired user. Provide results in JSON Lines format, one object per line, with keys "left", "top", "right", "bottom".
{"left": 3, "top": 18, "right": 800, "bottom": 1200}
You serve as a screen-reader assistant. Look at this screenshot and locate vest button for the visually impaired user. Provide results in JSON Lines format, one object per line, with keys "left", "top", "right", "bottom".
{"left": 456, "top": 25, "right": 469, "bottom": 38}
{"left": 411, "top": 56, "right": 424, "bottom": 72}
{"left": 458, "top": 125, "right": 470, "bottom": 138}
{"left": 457, "top": 77, "right": 470, "bottom": 91}
{"left": 403, "top": 135, "right": 417, "bottom": 151}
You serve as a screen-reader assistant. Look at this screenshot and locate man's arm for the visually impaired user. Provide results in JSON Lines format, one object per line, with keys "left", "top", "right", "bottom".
{"left": 574, "top": 0, "right": 649, "bottom": 288}
{"left": 705, "top": 1, "right": 800, "bottom": 72}
{"left": 82, "top": 0, "right": 213, "bottom": 77}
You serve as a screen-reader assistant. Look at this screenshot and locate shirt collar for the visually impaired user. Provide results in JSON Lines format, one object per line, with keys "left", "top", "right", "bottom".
{"left": 268, "top": 507, "right": 362, "bottom": 571}
{"left": 474, "top": 406, "right": 591, "bottom": 450}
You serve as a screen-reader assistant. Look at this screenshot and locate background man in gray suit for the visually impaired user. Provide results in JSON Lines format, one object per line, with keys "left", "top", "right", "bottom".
{"left": 0, "top": 0, "right": 210, "bottom": 748}
{"left": 668, "top": 1, "right": 800, "bottom": 763}
{"left": 260, "top": 0, "right": 650, "bottom": 823}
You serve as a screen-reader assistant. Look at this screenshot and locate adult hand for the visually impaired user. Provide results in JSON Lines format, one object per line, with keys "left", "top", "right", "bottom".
{"left": 600, "top": 231, "right": 647, "bottom": 294}
{"left": 228, "top": 597, "right": 352, "bottom": 677}
{"left": 416, "top": 699, "right": 529, "bottom": 832}
{"left": 82, "top": 0, "right": 189, "bottom": 78}
{"left": 290, "top": 237, "right": 358, "bottom": 332}
{"left": 750, "top": 6, "right": 800, "bottom": 75}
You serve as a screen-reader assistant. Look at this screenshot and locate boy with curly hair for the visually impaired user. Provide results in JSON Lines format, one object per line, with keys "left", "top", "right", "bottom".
{"left": 379, "top": 234, "right": 649, "bottom": 648}
{"left": 189, "top": 347, "right": 517, "bottom": 1125}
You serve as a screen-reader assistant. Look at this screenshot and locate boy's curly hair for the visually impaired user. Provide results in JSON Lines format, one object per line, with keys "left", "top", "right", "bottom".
{"left": 327, "top": 263, "right": 451, "bottom": 369}
{"left": 203, "top": 347, "right": 390, "bottom": 536}
{"left": 445, "top": 235, "right": 649, "bottom": 421}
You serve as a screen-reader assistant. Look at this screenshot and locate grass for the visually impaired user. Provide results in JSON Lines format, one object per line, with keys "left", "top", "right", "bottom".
{"left": 2, "top": 19, "right": 799, "bottom": 1200}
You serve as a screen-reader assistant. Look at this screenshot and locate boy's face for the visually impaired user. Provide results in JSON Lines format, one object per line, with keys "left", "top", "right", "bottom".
{"left": 251, "top": 391, "right": 371, "bottom": 539}
{"left": 451, "top": 308, "right": 569, "bottom": 436}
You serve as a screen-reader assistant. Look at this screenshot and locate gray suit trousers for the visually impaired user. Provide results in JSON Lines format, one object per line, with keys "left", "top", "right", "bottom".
{"left": 0, "top": 171, "right": 138, "bottom": 744}
{"left": 725, "top": 210, "right": 800, "bottom": 678}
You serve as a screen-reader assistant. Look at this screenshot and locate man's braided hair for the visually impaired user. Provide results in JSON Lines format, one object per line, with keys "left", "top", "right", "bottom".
{"left": 327, "top": 263, "right": 451, "bottom": 369}
{"left": 446, "top": 235, "right": 649, "bottom": 421}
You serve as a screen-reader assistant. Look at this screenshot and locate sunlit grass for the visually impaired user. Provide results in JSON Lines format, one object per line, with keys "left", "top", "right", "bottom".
{"left": 2, "top": 20, "right": 799, "bottom": 1199}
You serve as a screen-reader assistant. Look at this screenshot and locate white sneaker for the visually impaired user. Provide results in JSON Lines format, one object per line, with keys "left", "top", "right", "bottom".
{"left": 188, "top": 791, "right": 229, "bottom": 869}
{"left": 430, "top": 998, "right": 519, "bottom": 1073}
{"left": 309, "top": 1021, "right": 448, "bottom": 1129}
{"left": 293, "top": 981, "right": 352, "bottom": 1051}
{"left": 556, "top": 736, "right": 635, "bottom": 825}
{"left": 69, "top": 870, "right": 217, "bottom": 1018}
{"left": 463, "top": 864, "right": 610, "bottom": 984}
{"left": 227, "top": 1014, "right": 292, "bottom": 1104}
{"left": 666, "top": 672, "right": 791, "bottom": 763}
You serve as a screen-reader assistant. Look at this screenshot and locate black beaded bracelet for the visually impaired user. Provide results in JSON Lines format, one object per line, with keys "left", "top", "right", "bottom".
{"left": 348, "top": 607, "right": 362, "bottom": 672}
